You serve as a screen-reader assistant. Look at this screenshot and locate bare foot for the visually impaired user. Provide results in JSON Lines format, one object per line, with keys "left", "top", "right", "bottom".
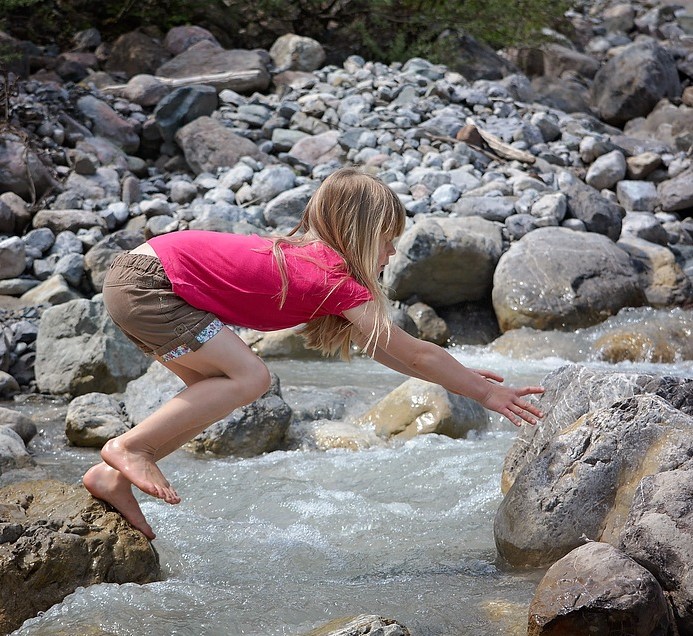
{"left": 83, "top": 462, "right": 156, "bottom": 540}
{"left": 101, "top": 438, "right": 181, "bottom": 505}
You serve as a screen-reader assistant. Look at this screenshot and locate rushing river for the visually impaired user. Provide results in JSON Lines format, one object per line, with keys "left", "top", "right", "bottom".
{"left": 8, "top": 308, "right": 693, "bottom": 636}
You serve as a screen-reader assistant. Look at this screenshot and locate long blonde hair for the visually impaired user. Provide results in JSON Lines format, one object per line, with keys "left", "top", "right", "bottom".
{"left": 272, "top": 167, "right": 406, "bottom": 359}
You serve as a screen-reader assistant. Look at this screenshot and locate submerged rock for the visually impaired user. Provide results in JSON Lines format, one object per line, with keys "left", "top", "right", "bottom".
{"left": 356, "top": 377, "right": 488, "bottom": 440}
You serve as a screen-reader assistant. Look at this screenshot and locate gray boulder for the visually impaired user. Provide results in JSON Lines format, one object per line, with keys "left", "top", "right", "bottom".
{"left": 501, "top": 364, "right": 693, "bottom": 493}
{"left": 0, "top": 133, "right": 57, "bottom": 201}
{"left": 492, "top": 227, "right": 644, "bottom": 332}
{"left": 528, "top": 542, "right": 672, "bottom": 636}
{"left": 34, "top": 296, "right": 151, "bottom": 396}
{"left": 269, "top": 33, "right": 325, "bottom": 72}
{"left": 185, "top": 373, "right": 292, "bottom": 457}
{"left": 65, "top": 392, "right": 130, "bottom": 447}
{"left": 174, "top": 116, "right": 273, "bottom": 175}
{"left": 154, "top": 84, "right": 218, "bottom": 143}
{"left": 591, "top": 40, "right": 681, "bottom": 126}
{"left": 495, "top": 392, "right": 693, "bottom": 568}
{"left": 658, "top": 167, "right": 693, "bottom": 213}
{"left": 32, "top": 208, "right": 108, "bottom": 235}
{"left": 263, "top": 183, "right": 317, "bottom": 229}
{"left": 620, "top": 468, "right": 693, "bottom": 635}
{"left": 76, "top": 95, "right": 140, "bottom": 154}
{"left": 0, "top": 427, "right": 34, "bottom": 475}
{"left": 0, "top": 480, "right": 160, "bottom": 634}
{"left": 0, "top": 407, "right": 36, "bottom": 445}
{"left": 383, "top": 216, "right": 503, "bottom": 307}
{"left": 558, "top": 171, "right": 624, "bottom": 239}
{"left": 156, "top": 40, "right": 271, "bottom": 94}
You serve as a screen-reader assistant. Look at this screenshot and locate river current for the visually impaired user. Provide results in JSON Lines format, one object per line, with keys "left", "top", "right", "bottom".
{"left": 8, "top": 308, "right": 693, "bottom": 635}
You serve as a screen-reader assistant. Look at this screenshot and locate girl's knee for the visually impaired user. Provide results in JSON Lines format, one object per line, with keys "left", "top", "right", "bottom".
{"left": 246, "top": 359, "right": 272, "bottom": 401}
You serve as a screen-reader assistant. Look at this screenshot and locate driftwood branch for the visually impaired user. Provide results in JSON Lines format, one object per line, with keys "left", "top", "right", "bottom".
{"left": 99, "top": 69, "right": 263, "bottom": 94}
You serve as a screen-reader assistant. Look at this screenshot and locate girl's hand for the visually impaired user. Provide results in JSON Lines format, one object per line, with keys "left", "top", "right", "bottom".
{"left": 481, "top": 385, "right": 545, "bottom": 427}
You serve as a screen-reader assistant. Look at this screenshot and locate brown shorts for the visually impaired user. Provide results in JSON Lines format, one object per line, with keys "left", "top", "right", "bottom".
{"left": 102, "top": 252, "right": 224, "bottom": 361}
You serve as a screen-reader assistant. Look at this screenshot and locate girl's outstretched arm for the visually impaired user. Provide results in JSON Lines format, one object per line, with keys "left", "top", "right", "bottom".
{"left": 344, "top": 303, "right": 544, "bottom": 427}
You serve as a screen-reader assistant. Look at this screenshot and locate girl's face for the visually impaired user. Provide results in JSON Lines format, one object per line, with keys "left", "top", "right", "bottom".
{"left": 377, "top": 235, "right": 397, "bottom": 273}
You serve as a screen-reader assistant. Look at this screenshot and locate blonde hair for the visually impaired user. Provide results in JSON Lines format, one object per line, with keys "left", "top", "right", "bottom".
{"left": 272, "top": 167, "right": 406, "bottom": 359}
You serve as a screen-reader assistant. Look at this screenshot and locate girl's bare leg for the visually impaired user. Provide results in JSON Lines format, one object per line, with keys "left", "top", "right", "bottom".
{"left": 85, "top": 329, "right": 271, "bottom": 534}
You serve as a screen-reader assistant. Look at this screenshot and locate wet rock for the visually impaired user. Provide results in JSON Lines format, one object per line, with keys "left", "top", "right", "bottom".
{"left": 303, "top": 614, "right": 411, "bottom": 636}
{"left": 495, "top": 392, "right": 693, "bottom": 568}
{"left": 528, "top": 542, "right": 672, "bottom": 636}
{"left": 405, "top": 302, "right": 449, "bottom": 345}
{"left": 356, "top": 377, "right": 488, "bottom": 440}
{"left": 0, "top": 427, "right": 34, "bottom": 475}
{"left": 287, "top": 419, "right": 383, "bottom": 451}
{"left": 0, "top": 479, "right": 160, "bottom": 634}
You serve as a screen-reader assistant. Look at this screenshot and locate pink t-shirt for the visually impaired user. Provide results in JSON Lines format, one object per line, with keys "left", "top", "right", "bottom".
{"left": 148, "top": 231, "right": 372, "bottom": 331}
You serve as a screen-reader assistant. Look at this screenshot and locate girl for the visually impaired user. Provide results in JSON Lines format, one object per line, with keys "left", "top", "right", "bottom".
{"left": 83, "top": 167, "right": 543, "bottom": 539}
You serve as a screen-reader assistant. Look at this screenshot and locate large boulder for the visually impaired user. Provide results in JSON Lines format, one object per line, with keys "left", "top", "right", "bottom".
{"left": 156, "top": 40, "right": 271, "bottom": 93}
{"left": 500, "top": 364, "right": 693, "bottom": 493}
{"left": 528, "top": 542, "right": 672, "bottom": 636}
{"left": 620, "top": 468, "right": 693, "bottom": 635}
{"left": 0, "top": 133, "right": 57, "bottom": 201}
{"left": 383, "top": 216, "right": 503, "bottom": 307}
{"left": 0, "top": 480, "right": 160, "bottom": 634}
{"left": 591, "top": 40, "right": 681, "bottom": 126}
{"left": 492, "top": 227, "right": 644, "bottom": 332}
{"left": 617, "top": 236, "right": 693, "bottom": 307}
{"left": 34, "top": 296, "right": 151, "bottom": 396}
{"left": 354, "top": 378, "right": 488, "bottom": 440}
{"left": 174, "top": 116, "right": 273, "bottom": 175}
{"left": 494, "top": 393, "right": 693, "bottom": 568}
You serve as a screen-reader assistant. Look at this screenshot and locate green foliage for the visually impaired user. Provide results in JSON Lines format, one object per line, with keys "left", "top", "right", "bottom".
{"left": 0, "top": 0, "right": 573, "bottom": 64}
